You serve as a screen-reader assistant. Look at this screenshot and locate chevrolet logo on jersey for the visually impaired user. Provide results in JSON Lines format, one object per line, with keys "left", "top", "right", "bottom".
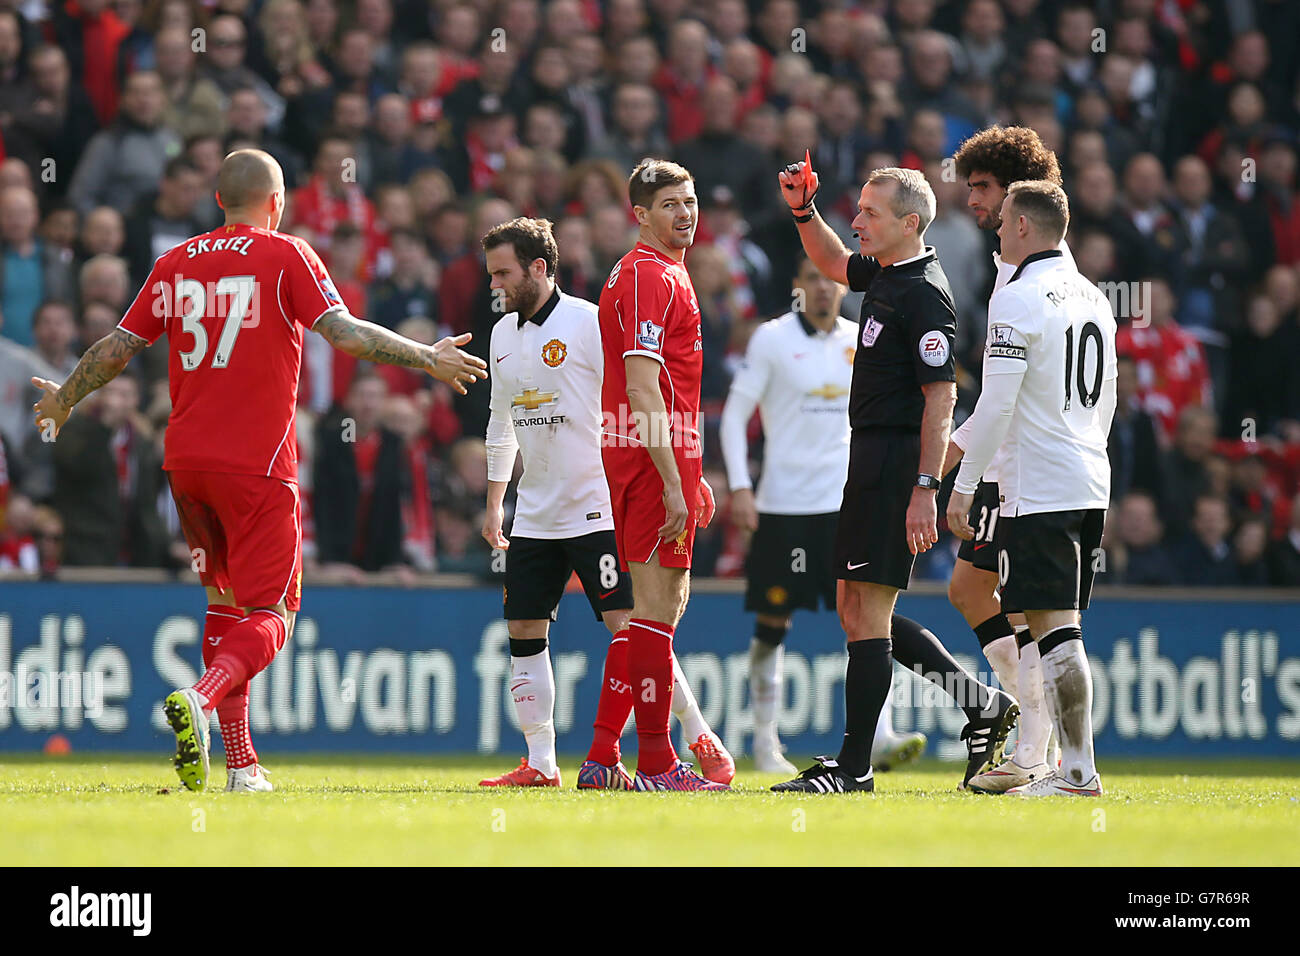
{"left": 807, "top": 383, "right": 849, "bottom": 400}
{"left": 512, "top": 387, "right": 558, "bottom": 411}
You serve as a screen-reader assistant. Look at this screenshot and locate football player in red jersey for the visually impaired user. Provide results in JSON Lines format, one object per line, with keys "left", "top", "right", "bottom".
{"left": 587, "top": 159, "right": 726, "bottom": 792}
{"left": 32, "top": 149, "right": 486, "bottom": 792}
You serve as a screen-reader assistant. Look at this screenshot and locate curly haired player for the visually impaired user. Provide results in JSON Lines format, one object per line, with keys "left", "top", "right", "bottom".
{"left": 949, "top": 126, "right": 1071, "bottom": 792}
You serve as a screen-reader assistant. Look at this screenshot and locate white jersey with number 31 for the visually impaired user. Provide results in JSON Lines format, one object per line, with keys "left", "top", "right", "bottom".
{"left": 981, "top": 251, "right": 1118, "bottom": 516}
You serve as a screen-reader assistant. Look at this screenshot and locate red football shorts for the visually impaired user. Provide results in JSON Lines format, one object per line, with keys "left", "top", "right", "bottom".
{"left": 602, "top": 444, "right": 701, "bottom": 570}
{"left": 168, "top": 470, "right": 304, "bottom": 611}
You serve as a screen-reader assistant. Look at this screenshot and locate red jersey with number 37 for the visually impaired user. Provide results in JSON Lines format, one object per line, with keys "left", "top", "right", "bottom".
{"left": 118, "top": 223, "right": 344, "bottom": 481}
{"left": 597, "top": 242, "right": 703, "bottom": 453}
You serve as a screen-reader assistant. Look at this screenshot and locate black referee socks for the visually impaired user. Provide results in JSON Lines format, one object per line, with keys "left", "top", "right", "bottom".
{"left": 837, "top": 638, "right": 893, "bottom": 778}
{"left": 889, "top": 614, "right": 992, "bottom": 721}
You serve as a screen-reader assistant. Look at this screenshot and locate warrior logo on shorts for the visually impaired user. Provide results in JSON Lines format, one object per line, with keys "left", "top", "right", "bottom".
{"left": 541, "top": 338, "right": 567, "bottom": 367}
{"left": 766, "top": 585, "right": 788, "bottom": 607}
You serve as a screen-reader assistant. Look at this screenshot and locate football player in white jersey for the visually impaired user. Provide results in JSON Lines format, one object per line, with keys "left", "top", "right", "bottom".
{"left": 947, "top": 182, "right": 1117, "bottom": 797}
{"left": 946, "top": 127, "right": 1066, "bottom": 785}
{"left": 478, "top": 218, "right": 732, "bottom": 788}
{"left": 721, "top": 255, "right": 926, "bottom": 774}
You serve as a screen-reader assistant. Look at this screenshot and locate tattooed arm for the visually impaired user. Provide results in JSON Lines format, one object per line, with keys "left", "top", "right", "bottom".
{"left": 313, "top": 309, "right": 487, "bottom": 394}
{"left": 31, "top": 328, "right": 148, "bottom": 437}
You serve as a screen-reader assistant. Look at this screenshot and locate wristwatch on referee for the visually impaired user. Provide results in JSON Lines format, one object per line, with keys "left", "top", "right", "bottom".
{"left": 915, "top": 473, "right": 940, "bottom": 491}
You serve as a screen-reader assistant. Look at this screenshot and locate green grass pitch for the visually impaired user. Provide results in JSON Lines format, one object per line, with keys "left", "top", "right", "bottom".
{"left": 3, "top": 755, "right": 1297, "bottom": 866}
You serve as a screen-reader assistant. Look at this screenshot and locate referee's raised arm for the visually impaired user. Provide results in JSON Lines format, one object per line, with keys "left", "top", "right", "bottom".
{"left": 778, "top": 150, "right": 851, "bottom": 285}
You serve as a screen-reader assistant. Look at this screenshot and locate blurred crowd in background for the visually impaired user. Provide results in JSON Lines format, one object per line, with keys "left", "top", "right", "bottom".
{"left": 1, "top": 0, "right": 1299, "bottom": 589}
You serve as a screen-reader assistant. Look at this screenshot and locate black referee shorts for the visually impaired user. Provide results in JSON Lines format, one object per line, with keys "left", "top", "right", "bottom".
{"left": 996, "top": 508, "right": 1106, "bottom": 613}
{"left": 744, "top": 512, "right": 838, "bottom": 615}
{"left": 503, "top": 531, "right": 634, "bottom": 622}
{"left": 956, "top": 480, "right": 1001, "bottom": 574}
{"left": 834, "top": 429, "right": 921, "bottom": 590}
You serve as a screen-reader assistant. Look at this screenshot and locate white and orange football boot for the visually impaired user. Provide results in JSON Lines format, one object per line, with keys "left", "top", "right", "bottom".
{"left": 479, "top": 758, "right": 561, "bottom": 788}
{"left": 688, "top": 732, "right": 735, "bottom": 786}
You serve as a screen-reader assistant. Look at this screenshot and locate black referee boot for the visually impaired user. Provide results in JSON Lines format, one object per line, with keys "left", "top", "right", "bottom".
{"left": 771, "top": 756, "right": 874, "bottom": 794}
{"left": 959, "top": 690, "right": 1020, "bottom": 789}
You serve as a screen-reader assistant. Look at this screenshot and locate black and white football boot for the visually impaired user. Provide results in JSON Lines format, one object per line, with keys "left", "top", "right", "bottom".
{"left": 770, "top": 756, "right": 874, "bottom": 793}
{"left": 959, "top": 689, "right": 1020, "bottom": 789}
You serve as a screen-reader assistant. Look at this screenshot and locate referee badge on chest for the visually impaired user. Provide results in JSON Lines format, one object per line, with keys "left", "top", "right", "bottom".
{"left": 861, "top": 316, "right": 884, "bottom": 347}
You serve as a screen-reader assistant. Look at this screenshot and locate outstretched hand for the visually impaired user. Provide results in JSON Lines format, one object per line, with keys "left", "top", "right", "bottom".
{"left": 31, "top": 377, "right": 69, "bottom": 438}
{"left": 429, "top": 333, "right": 488, "bottom": 394}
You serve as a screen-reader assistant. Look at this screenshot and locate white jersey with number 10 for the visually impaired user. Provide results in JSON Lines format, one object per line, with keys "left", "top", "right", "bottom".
{"left": 966, "top": 252, "right": 1117, "bottom": 516}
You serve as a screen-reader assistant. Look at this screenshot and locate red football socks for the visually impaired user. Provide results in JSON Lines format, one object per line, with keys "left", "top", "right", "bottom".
{"left": 201, "top": 606, "right": 260, "bottom": 769}
{"left": 587, "top": 630, "right": 632, "bottom": 765}
{"left": 218, "top": 693, "right": 257, "bottom": 770}
{"left": 192, "top": 609, "right": 286, "bottom": 709}
{"left": 201, "top": 606, "right": 243, "bottom": 670}
{"left": 628, "top": 618, "right": 676, "bottom": 776}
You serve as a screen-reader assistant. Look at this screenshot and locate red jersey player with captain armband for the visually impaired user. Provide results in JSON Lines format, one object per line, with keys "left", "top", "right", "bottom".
{"left": 589, "top": 159, "right": 726, "bottom": 791}
{"left": 31, "top": 149, "right": 486, "bottom": 793}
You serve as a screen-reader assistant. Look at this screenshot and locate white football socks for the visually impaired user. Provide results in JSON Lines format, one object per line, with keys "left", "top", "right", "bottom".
{"left": 1012, "top": 632, "right": 1053, "bottom": 768}
{"left": 1038, "top": 629, "right": 1097, "bottom": 785}
{"left": 873, "top": 675, "right": 896, "bottom": 747}
{"left": 670, "top": 653, "right": 710, "bottom": 743}
{"left": 510, "top": 649, "right": 557, "bottom": 778}
{"left": 748, "top": 638, "right": 782, "bottom": 748}
{"left": 982, "top": 634, "right": 1020, "bottom": 700}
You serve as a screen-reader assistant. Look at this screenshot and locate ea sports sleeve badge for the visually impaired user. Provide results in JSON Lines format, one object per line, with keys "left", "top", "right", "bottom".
{"left": 918, "top": 330, "right": 951, "bottom": 367}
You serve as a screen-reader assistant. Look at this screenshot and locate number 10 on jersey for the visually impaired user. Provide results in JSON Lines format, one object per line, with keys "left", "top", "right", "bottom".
{"left": 1063, "top": 320, "right": 1104, "bottom": 412}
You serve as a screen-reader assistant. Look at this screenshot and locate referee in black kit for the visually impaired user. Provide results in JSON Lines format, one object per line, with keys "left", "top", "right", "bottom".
{"left": 770, "top": 154, "right": 1017, "bottom": 794}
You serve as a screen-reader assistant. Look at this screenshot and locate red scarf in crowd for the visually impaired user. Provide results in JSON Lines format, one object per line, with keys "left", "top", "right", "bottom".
{"left": 62, "top": 1, "right": 130, "bottom": 125}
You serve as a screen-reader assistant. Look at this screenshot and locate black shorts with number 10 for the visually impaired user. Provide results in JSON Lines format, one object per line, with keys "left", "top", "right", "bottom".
{"left": 503, "top": 531, "right": 634, "bottom": 622}
{"left": 956, "top": 480, "right": 1001, "bottom": 573}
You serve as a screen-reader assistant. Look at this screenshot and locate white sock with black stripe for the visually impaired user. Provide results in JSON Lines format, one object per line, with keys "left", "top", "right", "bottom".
{"left": 1013, "top": 629, "right": 1053, "bottom": 768}
{"left": 670, "top": 653, "right": 709, "bottom": 743}
{"left": 1036, "top": 625, "right": 1096, "bottom": 785}
{"left": 510, "top": 649, "right": 557, "bottom": 778}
